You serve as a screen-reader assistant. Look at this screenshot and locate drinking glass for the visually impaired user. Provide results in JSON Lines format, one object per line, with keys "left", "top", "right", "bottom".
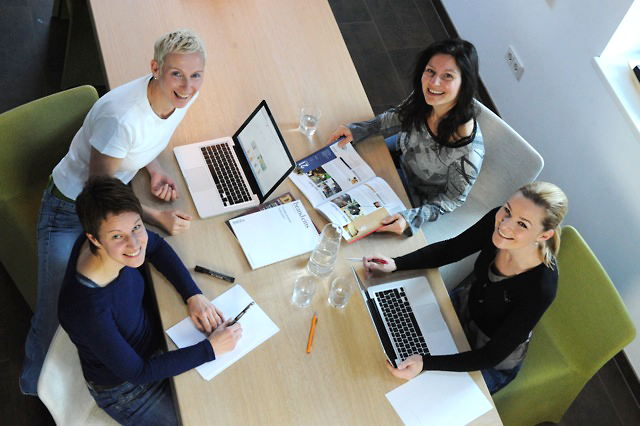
{"left": 307, "top": 223, "right": 342, "bottom": 277}
{"left": 292, "top": 275, "right": 319, "bottom": 307}
{"left": 328, "top": 276, "right": 353, "bottom": 308}
{"left": 299, "top": 107, "right": 321, "bottom": 137}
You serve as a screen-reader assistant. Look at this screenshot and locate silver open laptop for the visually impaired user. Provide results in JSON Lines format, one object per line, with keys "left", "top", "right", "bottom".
{"left": 174, "top": 100, "right": 295, "bottom": 218}
{"left": 352, "top": 267, "right": 457, "bottom": 368}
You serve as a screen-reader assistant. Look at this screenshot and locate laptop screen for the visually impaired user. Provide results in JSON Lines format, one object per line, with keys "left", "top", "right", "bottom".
{"left": 234, "top": 102, "right": 294, "bottom": 198}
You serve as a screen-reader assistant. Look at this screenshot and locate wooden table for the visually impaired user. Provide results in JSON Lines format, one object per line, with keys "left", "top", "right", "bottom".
{"left": 88, "top": 1, "right": 502, "bottom": 424}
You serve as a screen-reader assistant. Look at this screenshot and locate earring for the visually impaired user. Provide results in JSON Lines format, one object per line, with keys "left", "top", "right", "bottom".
{"left": 534, "top": 242, "right": 539, "bottom": 246}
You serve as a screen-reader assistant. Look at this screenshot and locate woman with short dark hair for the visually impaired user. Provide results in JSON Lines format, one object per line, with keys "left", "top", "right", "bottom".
{"left": 59, "top": 176, "right": 241, "bottom": 425}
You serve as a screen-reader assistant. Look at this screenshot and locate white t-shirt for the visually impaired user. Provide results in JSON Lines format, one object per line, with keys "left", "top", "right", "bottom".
{"left": 52, "top": 74, "right": 198, "bottom": 200}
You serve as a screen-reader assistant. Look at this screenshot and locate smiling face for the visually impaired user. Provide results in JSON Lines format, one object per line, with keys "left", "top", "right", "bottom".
{"left": 492, "top": 192, "right": 554, "bottom": 251}
{"left": 150, "top": 51, "right": 205, "bottom": 114}
{"left": 421, "top": 53, "right": 462, "bottom": 113}
{"left": 89, "top": 211, "right": 148, "bottom": 269}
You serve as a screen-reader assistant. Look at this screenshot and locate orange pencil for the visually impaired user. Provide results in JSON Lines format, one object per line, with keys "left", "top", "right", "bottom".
{"left": 306, "top": 313, "right": 318, "bottom": 354}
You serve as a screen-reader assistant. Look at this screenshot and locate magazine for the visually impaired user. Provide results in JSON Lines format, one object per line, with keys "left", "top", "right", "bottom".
{"left": 289, "top": 142, "right": 405, "bottom": 243}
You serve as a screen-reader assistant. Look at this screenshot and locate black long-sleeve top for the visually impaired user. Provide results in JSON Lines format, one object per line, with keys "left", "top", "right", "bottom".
{"left": 394, "top": 207, "right": 557, "bottom": 372}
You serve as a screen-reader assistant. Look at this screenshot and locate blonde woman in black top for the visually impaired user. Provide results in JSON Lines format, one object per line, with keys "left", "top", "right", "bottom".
{"left": 364, "top": 182, "right": 568, "bottom": 393}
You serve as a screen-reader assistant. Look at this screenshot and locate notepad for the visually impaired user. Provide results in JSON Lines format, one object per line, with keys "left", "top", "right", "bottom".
{"left": 165, "top": 285, "right": 279, "bottom": 381}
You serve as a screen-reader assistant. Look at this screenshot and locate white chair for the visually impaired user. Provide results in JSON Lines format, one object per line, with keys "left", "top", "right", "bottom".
{"left": 37, "top": 326, "right": 118, "bottom": 426}
{"left": 422, "top": 101, "right": 544, "bottom": 290}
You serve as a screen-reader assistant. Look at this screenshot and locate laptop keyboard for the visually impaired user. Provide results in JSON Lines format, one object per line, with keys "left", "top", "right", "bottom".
{"left": 376, "top": 287, "right": 430, "bottom": 360}
{"left": 201, "top": 144, "right": 252, "bottom": 206}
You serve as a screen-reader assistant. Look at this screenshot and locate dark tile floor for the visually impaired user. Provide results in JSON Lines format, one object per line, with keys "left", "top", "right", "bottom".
{"left": 1, "top": 0, "right": 639, "bottom": 424}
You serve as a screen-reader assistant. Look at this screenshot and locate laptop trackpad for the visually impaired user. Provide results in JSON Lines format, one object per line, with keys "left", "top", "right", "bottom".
{"left": 415, "top": 303, "right": 447, "bottom": 333}
{"left": 185, "top": 167, "right": 213, "bottom": 193}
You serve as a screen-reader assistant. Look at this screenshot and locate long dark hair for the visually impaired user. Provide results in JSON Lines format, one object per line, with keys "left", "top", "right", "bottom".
{"left": 398, "top": 39, "right": 479, "bottom": 147}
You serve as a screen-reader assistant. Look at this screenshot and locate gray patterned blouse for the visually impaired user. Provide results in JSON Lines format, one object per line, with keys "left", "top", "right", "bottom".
{"left": 348, "top": 108, "right": 484, "bottom": 236}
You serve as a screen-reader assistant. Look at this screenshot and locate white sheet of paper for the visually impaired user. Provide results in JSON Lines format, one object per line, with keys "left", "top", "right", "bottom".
{"left": 385, "top": 371, "right": 493, "bottom": 426}
{"left": 165, "top": 284, "right": 279, "bottom": 381}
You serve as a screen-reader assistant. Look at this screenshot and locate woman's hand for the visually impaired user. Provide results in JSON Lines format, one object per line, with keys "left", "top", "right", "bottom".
{"left": 207, "top": 320, "right": 243, "bottom": 355}
{"left": 363, "top": 254, "right": 396, "bottom": 277}
{"left": 376, "top": 213, "right": 409, "bottom": 235}
{"left": 151, "top": 174, "right": 178, "bottom": 202}
{"left": 386, "top": 354, "right": 423, "bottom": 380}
{"left": 142, "top": 205, "right": 192, "bottom": 235}
{"left": 147, "top": 160, "right": 179, "bottom": 202}
{"left": 187, "top": 294, "right": 223, "bottom": 334}
{"left": 327, "top": 125, "right": 353, "bottom": 147}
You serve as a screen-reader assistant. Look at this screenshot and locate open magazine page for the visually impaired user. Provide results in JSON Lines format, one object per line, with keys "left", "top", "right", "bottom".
{"left": 316, "top": 177, "right": 406, "bottom": 242}
{"left": 289, "top": 142, "right": 376, "bottom": 207}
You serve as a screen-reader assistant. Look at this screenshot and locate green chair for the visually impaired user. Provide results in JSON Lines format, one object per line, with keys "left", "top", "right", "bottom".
{"left": 493, "top": 226, "right": 636, "bottom": 425}
{"left": 0, "top": 85, "right": 99, "bottom": 310}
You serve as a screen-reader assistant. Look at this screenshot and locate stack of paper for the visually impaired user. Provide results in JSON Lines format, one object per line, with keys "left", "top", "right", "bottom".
{"left": 166, "top": 285, "right": 279, "bottom": 381}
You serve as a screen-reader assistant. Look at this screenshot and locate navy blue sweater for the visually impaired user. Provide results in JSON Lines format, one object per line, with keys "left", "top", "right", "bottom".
{"left": 394, "top": 207, "right": 557, "bottom": 371}
{"left": 58, "top": 231, "right": 215, "bottom": 386}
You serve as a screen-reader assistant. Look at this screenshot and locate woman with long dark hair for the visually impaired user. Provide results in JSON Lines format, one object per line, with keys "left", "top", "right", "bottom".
{"left": 329, "top": 39, "right": 484, "bottom": 236}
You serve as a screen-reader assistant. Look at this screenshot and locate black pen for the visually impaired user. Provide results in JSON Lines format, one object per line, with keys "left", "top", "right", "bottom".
{"left": 194, "top": 265, "right": 235, "bottom": 283}
{"left": 228, "top": 301, "right": 255, "bottom": 325}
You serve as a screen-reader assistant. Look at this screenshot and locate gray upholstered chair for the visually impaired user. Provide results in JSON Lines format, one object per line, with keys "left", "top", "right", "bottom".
{"left": 422, "top": 101, "right": 544, "bottom": 290}
{"left": 38, "top": 326, "right": 118, "bottom": 426}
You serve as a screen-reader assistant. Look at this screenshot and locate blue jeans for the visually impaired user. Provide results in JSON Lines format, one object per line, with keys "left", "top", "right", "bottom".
{"left": 448, "top": 284, "right": 521, "bottom": 394}
{"left": 87, "top": 379, "right": 179, "bottom": 425}
{"left": 20, "top": 188, "right": 83, "bottom": 396}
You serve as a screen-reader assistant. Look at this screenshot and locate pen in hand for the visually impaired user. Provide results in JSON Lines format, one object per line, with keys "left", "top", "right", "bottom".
{"left": 347, "top": 257, "right": 388, "bottom": 265}
{"left": 228, "top": 301, "right": 255, "bottom": 326}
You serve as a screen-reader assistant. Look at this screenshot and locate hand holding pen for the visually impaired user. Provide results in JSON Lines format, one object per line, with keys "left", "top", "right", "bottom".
{"left": 362, "top": 254, "right": 396, "bottom": 276}
{"left": 207, "top": 320, "right": 243, "bottom": 355}
{"left": 206, "top": 302, "right": 253, "bottom": 355}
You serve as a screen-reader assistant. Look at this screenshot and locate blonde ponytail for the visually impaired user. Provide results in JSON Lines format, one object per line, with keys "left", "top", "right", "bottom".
{"left": 519, "top": 182, "right": 568, "bottom": 268}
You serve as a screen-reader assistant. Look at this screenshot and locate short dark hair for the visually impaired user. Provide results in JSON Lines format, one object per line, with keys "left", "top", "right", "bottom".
{"left": 398, "top": 38, "right": 479, "bottom": 147}
{"left": 75, "top": 176, "right": 143, "bottom": 254}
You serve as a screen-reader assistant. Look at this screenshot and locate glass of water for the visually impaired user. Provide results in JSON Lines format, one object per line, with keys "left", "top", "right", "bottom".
{"left": 299, "top": 107, "right": 321, "bottom": 137}
{"left": 292, "top": 275, "right": 319, "bottom": 307}
{"left": 307, "top": 223, "right": 342, "bottom": 277}
{"left": 328, "top": 276, "right": 353, "bottom": 308}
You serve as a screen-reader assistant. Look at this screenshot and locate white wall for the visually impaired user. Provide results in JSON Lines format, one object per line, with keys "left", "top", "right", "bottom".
{"left": 441, "top": 0, "right": 640, "bottom": 373}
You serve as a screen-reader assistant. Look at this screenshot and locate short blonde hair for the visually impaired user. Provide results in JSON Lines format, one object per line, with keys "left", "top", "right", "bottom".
{"left": 154, "top": 29, "right": 206, "bottom": 72}
{"left": 518, "top": 181, "right": 568, "bottom": 268}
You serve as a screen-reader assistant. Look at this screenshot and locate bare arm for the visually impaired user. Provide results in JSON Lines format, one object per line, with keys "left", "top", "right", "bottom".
{"left": 146, "top": 158, "right": 179, "bottom": 202}
{"left": 89, "top": 146, "right": 123, "bottom": 177}
{"left": 89, "top": 147, "right": 192, "bottom": 235}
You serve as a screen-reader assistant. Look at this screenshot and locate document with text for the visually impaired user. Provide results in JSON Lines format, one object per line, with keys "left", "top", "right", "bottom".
{"left": 229, "top": 200, "right": 319, "bottom": 269}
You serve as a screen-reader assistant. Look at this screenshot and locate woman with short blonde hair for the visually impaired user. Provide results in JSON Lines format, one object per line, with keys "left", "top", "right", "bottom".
{"left": 21, "top": 29, "right": 208, "bottom": 396}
